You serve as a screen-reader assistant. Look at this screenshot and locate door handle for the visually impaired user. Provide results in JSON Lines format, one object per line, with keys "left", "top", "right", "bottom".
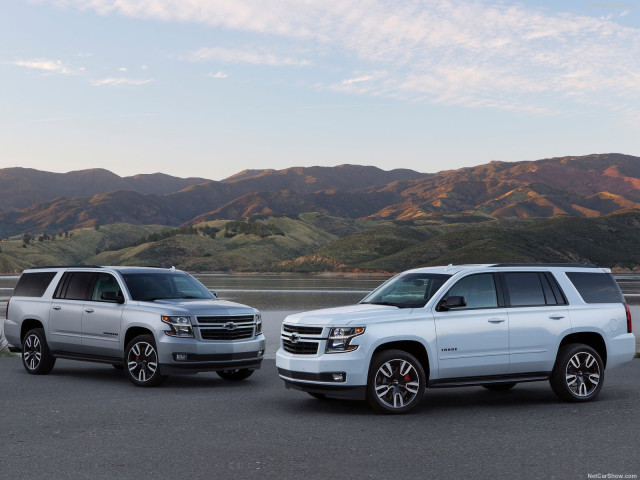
{"left": 488, "top": 318, "right": 506, "bottom": 323}
{"left": 84, "top": 308, "right": 95, "bottom": 313}
{"left": 549, "top": 315, "right": 565, "bottom": 320}
{"left": 52, "top": 306, "right": 61, "bottom": 310}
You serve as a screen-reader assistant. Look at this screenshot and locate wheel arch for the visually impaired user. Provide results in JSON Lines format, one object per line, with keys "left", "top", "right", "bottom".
{"left": 558, "top": 332, "right": 607, "bottom": 367}
{"left": 370, "top": 340, "right": 430, "bottom": 379}
{"left": 20, "top": 319, "right": 45, "bottom": 343}
{"left": 124, "top": 326, "right": 155, "bottom": 349}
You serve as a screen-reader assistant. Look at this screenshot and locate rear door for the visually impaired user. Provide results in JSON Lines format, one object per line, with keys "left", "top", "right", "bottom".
{"left": 49, "top": 271, "right": 96, "bottom": 353}
{"left": 502, "top": 271, "right": 570, "bottom": 374}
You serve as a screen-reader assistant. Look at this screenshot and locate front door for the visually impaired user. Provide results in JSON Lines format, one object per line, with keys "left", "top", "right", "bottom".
{"left": 81, "top": 273, "right": 124, "bottom": 358}
{"left": 433, "top": 273, "right": 509, "bottom": 379}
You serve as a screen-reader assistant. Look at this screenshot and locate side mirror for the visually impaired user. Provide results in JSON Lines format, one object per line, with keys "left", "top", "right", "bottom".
{"left": 438, "top": 296, "right": 466, "bottom": 311}
{"left": 101, "top": 291, "right": 125, "bottom": 304}
{"left": 210, "top": 290, "right": 218, "bottom": 299}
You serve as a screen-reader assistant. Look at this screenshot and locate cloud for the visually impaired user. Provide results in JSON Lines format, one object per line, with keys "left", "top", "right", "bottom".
{"left": 206, "top": 71, "right": 228, "bottom": 79}
{"left": 342, "top": 75, "right": 374, "bottom": 86}
{"left": 91, "top": 77, "right": 153, "bottom": 87}
{"left": 41, "top": 0, "right": 640, "bottom": 118}
{"left": 186, "top": 46, "right": 311, "bottom": 67}
{"left": 10, "top": 58, "right": 77, "bottom": 75}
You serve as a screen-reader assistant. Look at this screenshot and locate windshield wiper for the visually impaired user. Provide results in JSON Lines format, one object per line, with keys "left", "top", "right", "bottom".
{"left": 361, "top": 301, "right": 420, "bottom": 309}
{"left": 361, "top": 301, "right": 400, "bottom": 307}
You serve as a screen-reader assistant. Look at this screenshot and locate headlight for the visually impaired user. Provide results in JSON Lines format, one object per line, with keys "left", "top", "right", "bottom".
{"left": 161, "top": 315, "right": 194, "bottom": 338}
{"left": 255, "top": 312, "right": 262, "bottom": 335}
{"left": 326, "top": 327, "right": 365, "bottom": 353}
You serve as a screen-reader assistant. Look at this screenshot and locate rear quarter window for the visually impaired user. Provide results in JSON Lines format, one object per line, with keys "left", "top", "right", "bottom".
{"left": 13, "top": 272, "right": 57, "bottom": 297}
{"left": 565, "top": 272, "right": 624, "bottom": 304}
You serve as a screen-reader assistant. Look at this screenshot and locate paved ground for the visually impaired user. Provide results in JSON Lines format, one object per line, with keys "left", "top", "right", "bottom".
{"left": 0, "top": 357, "right": 638, "bottom": 480}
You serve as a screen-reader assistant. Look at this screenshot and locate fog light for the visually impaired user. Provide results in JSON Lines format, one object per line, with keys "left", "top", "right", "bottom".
{"left": 174, "top": 353, "right": 188, "bottom": 361}
{"left": 258, "top": 349, "right": 265, "bottom": 357}
{"left": 332, "top": 373, "right": 345, "bottom": 382}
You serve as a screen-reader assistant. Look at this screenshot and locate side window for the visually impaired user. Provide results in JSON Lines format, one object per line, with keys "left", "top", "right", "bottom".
{"left": 565, "top": 272, "right": 624, "bottom": 304}
{"left": 54, "top": 272, "right": 96, "bottom": 300}
{"left": 503, "top": 272, "right": 546, "bottom": 307}
{"left": 91, "top": 273, "right": 122, "bottom": 302}
{"left": 445, "top": 273, "right": 498, "bottom": 309}
{"left": 13, "top": 272, "right": 57, "bottom": 297}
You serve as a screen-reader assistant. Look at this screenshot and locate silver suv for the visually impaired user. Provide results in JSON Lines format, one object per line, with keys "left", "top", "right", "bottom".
{"left": 5, "top": 266, "right": 265, "bottom": 386}
{"left": 276, "top": 264, "right": 635, "bottom": 414}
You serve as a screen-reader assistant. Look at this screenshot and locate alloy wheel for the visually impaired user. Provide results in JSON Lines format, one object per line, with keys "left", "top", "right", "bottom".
{"left": 127, "top": 341, "right": 159, "bottom": 383}
{"left": 565, "top": 351, "right": 601, "bottom": 398}
{"left": 23, "top": 333, "right": 42, "bottom": 371}
{"left": 373, "top": 358, "right": 421, "bottom": 409}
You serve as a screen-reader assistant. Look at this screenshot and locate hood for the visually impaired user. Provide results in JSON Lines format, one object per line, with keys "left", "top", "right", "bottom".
{"left": 284, "top": 303, "right": 410, "bottom": 326}
{"left": 134, "top": 298, "right": 256, "bottom": 316}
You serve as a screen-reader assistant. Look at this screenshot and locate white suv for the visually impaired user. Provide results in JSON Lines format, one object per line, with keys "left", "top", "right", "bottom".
{"left": 276, "top": 264, "right": 635, "bottom": 414}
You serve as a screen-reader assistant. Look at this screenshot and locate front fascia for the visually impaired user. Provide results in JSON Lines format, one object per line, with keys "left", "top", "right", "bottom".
{"left": 277, "top": 306, "right": 437, "bottom": 388}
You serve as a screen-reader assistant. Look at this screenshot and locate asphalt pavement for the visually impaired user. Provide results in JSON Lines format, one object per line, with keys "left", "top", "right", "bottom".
{"left": 0, "top": 356, "right": 638, "bottom": 480}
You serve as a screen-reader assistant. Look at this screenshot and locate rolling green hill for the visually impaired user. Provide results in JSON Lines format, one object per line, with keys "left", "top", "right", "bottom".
{"left": 0, "top": 212, "right": 638, "bottom": 274}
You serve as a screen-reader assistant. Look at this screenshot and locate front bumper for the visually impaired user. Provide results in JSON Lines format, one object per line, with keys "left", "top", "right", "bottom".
{"left": 276, "top": 347, "right": 369, "bottom": 400}
{"left": 158, "top": 334, "right": 266, "bottom": 375}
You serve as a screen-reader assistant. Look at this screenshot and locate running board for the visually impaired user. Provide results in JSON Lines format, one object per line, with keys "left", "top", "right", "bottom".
{"left": 51, "top": 350, "right": 123, "bottom": 366}
{"left": 429, "top": 372, "right": 550, "bottom": 388}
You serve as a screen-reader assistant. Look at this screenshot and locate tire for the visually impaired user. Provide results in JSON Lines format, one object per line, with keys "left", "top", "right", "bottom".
{"left": 125, "top": 335, "right": 167, "bottom": 387}
{"left": 550, "top": 343, "right": 604, "bottom": 402}
{"left": 216, "top": 369, "right": 254, "bottom": 381}
{"left": 21, "top": 328, "right": 56, "bottom": 375}
{"left": 366, "top": 349, "right": 426, "bottom": 414}
{"left": 482, "top": 382, "right": 517, "bottom": 391}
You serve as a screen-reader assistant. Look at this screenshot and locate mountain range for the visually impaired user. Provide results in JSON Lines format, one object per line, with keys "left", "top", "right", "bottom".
{"left": 1, "top": 153, "right": 639, "bottom": 238}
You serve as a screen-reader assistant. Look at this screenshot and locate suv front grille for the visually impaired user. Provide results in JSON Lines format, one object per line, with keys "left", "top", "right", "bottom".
{"left": 197, "top": 315, "right": 256, "bottom": 341}
{"left": 281, "top": 323, "right": 323, "bottom": 355}
{"left": 201, "top": 327, "right": 255, "bottom": 341}
{"left": 197, "top": 315, "right": 255, "bottom": 324}
{"left": 282, "top": 339, "right": 319, "bottom": 355}
{"left": 282, "top": 325, "right": 323, "bottom": 335}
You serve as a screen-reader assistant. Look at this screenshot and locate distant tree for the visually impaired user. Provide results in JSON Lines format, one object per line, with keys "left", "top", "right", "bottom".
{"left": 94, "top": 224, "right": 100, "bottom": 231}
{"left": 23, "top": 233, "right": 32, "bottom": 245}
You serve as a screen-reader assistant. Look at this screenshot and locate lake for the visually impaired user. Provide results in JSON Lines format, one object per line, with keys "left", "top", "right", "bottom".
{"left": 2, "top": 273, "right": 639, "bottom": 356}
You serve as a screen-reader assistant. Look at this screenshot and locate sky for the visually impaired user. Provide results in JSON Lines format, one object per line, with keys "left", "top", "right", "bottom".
{"left": 1, "top": 0, "right": 639, "bottom": 181}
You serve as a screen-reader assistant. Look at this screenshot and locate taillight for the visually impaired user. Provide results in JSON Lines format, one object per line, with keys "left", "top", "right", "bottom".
{"left": 625, "top": 304, "right": 633, "bottom": 334}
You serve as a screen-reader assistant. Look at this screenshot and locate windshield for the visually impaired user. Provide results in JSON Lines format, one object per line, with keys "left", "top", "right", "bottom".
{"left": 360, "top": 272, "right": 451, "bottom": 308}
{"left": 122, "top": 273, "right": 213, "bottom": 301}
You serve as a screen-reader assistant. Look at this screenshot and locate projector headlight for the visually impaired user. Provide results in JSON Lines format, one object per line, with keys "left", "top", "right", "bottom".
{"left": 326, "top": 327, "right": 365, "bottom": 353}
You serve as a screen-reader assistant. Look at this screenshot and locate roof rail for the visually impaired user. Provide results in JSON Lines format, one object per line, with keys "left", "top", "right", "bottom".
{"left": 489, "top": 263, "right": 598, "bottom": 268}
{"left": 26, "top": 265, "right": 105, "bottom": 269}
